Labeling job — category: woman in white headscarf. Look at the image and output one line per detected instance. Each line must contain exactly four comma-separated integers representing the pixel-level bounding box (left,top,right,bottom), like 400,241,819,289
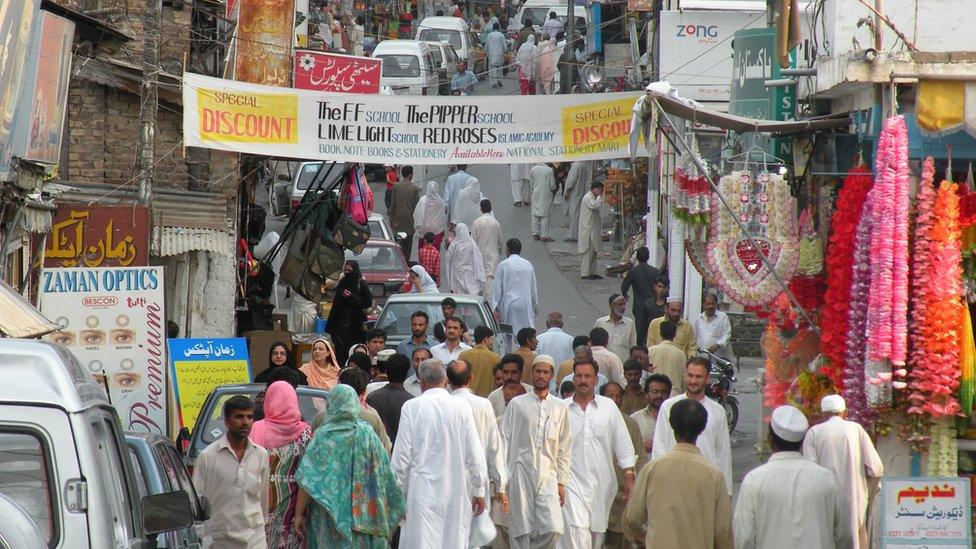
409,264,439,293
451,176,482,229
537,37,558,94
515,35,538,95
413,181,448,249
444,223,486,296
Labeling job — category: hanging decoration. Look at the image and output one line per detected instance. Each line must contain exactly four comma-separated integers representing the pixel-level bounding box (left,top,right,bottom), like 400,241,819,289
907,160,964,420
960,306,975,417
820,165,873,390
705,171,799,307
761,293,821,411
866,116,910,371
671,133,711,226
843,193,875,426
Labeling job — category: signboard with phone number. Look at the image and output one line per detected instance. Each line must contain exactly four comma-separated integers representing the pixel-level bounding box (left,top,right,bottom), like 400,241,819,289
881,477,972,547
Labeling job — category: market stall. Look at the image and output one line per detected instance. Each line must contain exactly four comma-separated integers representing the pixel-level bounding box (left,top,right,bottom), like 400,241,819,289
633,83,976,494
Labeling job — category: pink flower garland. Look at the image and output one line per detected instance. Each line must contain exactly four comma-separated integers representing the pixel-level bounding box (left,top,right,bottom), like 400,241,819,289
844,193,875,425
866,116,910,368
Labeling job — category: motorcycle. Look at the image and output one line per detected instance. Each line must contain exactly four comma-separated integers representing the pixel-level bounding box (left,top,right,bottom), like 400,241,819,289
699,348,740,433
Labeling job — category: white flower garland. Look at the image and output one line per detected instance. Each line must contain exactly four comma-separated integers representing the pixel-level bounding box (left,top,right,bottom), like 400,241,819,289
703,172,799,307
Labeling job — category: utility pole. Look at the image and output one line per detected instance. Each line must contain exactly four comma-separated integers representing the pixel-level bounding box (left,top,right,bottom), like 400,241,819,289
137,0,162,206
565,0,574,93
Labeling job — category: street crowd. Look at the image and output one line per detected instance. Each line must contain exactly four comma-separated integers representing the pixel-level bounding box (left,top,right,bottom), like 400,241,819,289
191,160,886,548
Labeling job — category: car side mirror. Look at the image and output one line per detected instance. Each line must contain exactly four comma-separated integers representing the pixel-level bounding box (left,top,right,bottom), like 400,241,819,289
142,490,194,536
394,231,408,243
498,323,513,334
277,174,291,181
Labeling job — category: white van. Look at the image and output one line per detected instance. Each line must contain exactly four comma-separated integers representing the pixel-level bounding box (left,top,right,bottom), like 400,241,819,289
0,339,196,548
516,0,587,35
423,41,460,96
373,40,440,96
416,16,486,75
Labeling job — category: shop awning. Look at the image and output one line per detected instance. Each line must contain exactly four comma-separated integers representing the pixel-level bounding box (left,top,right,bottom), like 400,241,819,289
0,280,57,338
648,90,851,135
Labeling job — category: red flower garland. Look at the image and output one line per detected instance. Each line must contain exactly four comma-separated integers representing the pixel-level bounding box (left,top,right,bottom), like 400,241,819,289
820,166,873,389
908,159,964,418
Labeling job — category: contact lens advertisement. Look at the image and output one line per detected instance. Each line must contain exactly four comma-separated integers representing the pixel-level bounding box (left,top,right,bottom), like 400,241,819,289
167,337,251,430
39,266,167,434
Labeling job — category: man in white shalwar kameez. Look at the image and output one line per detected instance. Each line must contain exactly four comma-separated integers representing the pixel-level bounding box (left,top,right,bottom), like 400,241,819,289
445,223,487,296
734,405,852,549
802,395,883,549
563,161,592,242
558,359,636,549
472,199,504,296
512,163,532,206
530,163,557,241
486,23,507,88
578,181,604,279
392,358,489,548
501,355,571,549
445,164,472,219
652,357,733,495
449,359,511,544
491,238,539,333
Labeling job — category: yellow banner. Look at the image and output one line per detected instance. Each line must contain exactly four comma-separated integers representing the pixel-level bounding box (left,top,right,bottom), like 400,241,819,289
197,88,298,143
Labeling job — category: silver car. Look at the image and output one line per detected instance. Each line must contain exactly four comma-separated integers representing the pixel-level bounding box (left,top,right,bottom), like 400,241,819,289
374,293,514,355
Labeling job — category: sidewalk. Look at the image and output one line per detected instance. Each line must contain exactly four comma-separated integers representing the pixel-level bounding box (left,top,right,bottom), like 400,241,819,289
542,200,627,317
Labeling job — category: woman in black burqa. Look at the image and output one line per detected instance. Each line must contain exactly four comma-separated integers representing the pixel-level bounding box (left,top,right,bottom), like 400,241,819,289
327,260,373,365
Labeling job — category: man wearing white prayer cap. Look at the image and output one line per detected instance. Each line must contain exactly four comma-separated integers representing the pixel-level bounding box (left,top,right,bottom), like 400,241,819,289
802,396,883,549
733,405,852,548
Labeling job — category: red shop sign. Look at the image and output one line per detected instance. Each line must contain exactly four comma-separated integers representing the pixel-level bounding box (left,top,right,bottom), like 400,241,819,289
293,50,381,94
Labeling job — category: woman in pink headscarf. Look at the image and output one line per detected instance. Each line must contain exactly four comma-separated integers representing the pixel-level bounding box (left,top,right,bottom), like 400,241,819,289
537,37,558,94
251,381,312,548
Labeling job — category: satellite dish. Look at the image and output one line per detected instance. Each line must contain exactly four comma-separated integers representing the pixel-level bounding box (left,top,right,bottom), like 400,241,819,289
579,62,606,93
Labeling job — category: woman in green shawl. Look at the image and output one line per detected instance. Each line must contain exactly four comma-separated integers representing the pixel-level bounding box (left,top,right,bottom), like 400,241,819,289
292,385,405,548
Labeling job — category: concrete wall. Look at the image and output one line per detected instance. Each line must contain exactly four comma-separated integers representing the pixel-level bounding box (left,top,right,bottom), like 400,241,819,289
823,0,976,55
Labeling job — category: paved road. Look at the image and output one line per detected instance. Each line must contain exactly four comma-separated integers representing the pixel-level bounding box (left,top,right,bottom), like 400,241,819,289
263,70,763,497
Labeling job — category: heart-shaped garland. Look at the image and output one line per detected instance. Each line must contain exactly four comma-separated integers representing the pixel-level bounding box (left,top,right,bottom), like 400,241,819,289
703,171,799,307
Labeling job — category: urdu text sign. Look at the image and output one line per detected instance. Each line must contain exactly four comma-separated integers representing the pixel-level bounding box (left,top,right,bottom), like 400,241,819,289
881,477,972,547
168,338,252,429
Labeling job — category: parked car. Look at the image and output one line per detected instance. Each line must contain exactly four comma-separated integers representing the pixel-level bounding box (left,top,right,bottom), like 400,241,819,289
372,40,440,96
423,41,460,96
125,433,208,548
374,293,514,355
416,17,487,77
288,161,348,215
0,339,193,548
183,384,329,469
516,0,565,33
344,238,410,310
368,212,394,241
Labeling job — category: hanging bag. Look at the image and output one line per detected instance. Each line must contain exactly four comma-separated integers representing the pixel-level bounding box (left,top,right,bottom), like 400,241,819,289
332,166,371,254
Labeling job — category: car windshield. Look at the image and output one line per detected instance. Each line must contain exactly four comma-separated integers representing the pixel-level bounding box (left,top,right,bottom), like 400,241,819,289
198,389,327,446
377,301,488,338
418,28,463,49
523,8,550,26
344,245,407,271
296,162,346,190
368,220,385,239
379,54,423,77
429,47,443,66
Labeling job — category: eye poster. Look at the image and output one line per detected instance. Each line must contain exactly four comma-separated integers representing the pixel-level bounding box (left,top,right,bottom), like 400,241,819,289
39,266,167,435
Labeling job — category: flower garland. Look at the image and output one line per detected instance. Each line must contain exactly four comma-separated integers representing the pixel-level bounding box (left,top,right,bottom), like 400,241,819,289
866,116,910,368
705,172,799,307
820,166,873,390
908,172,964,419
843,194,875,426
928,418,958,477
960,306,975,417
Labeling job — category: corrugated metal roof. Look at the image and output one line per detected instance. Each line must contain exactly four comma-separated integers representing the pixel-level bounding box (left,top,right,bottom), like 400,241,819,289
48,182,232,231
0,279,57,338
152,226,235,258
